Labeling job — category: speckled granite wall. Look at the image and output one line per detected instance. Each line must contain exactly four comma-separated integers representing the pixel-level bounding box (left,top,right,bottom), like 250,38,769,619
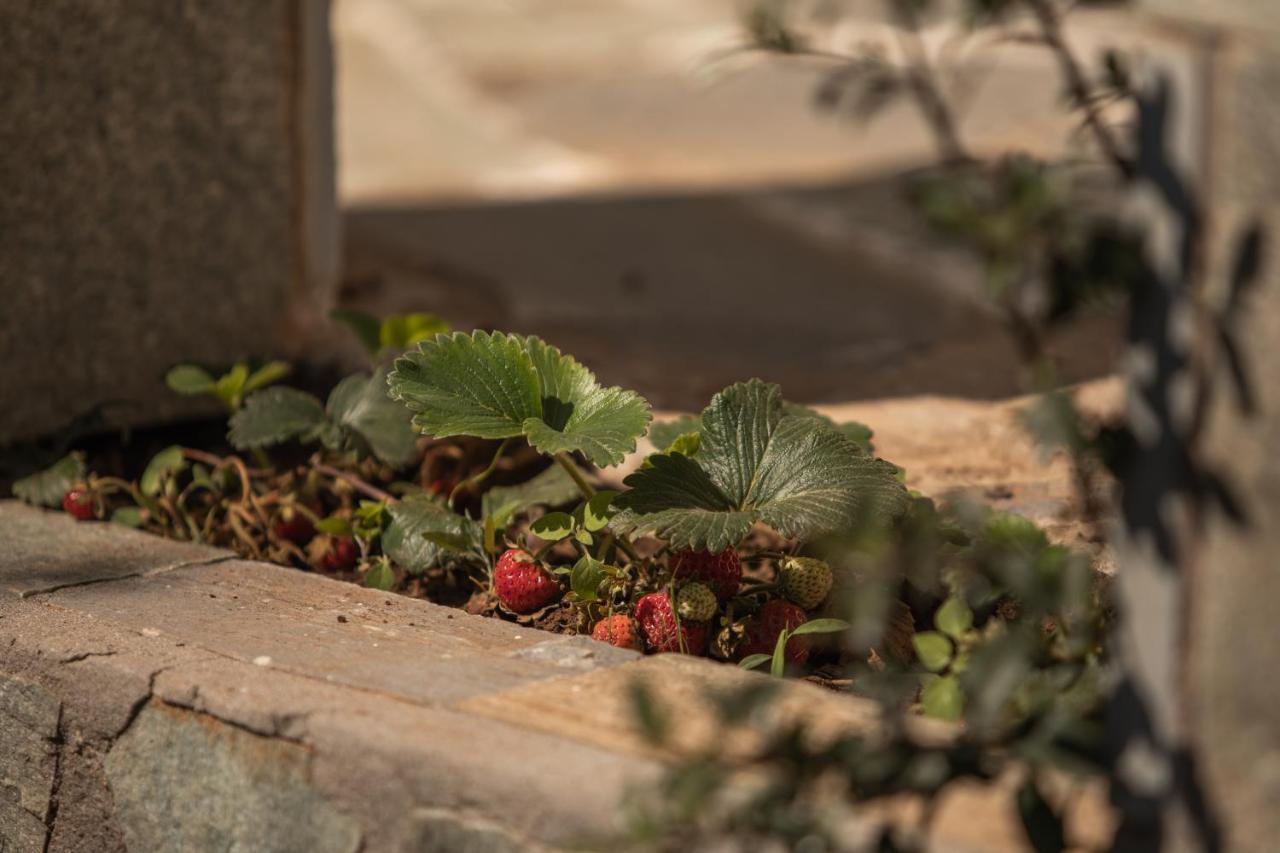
0,0,335,442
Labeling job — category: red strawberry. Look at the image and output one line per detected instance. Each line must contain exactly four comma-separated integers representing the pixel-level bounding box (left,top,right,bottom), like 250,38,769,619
494,549,561,614
591,614,640,650
635,591,709,655
671,548,742,601
272,505,315,545
321,536,360,572
739,600,810,664
62,489,95,521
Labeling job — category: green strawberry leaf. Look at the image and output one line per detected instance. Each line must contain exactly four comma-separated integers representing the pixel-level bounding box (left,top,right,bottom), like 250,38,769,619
388,331,651,467
243,361,291,396
913,631,954,672
935,596,974,639
380,312,450,351
481,464,581,539
365,558,396,591
229,387,327,449
110,506,145,528
613,380,908,551
388,331,542,439
570,555,610,602
316,516,353,537
790,618,851,637
325,367,419,468
738,654,772,671
12,452,86,507
771,630,789,677
648,416,702,451
384,495,481,575
781,402,874,454
921,674,964,721
164,364,217,395
331,309,383,357
140,446,187,497
579,491,618,532
215,362,251,410
530,511,575,542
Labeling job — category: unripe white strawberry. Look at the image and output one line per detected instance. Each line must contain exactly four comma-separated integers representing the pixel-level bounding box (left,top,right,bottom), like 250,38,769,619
779,556,833,610
675,582,718,622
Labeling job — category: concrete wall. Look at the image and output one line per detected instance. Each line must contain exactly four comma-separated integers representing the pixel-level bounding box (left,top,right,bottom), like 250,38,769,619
1135,2,1280,849
0,1,337,443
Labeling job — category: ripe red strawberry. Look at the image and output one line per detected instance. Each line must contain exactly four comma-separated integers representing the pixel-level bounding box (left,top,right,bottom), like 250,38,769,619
272,505,315,545
494,549,561,614
62,489,95,521
739,600,811,664
671,548,742,601
320,536,360,572
635,591,710,655
591,614,640,650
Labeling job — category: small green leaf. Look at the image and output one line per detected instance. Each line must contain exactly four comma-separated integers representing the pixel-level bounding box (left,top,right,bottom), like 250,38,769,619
189,464,215,490
790,618,851,637
384,494,479,574
570,555,609,602
770,630,789,678
331,309,383,357
574,528,594,546
580,491,618,532
665,431,701,457
913,631,954,672
12,453,86,507
921,674,964,721
936,596,974,639
365,558,395,591
316,516,354,537
649,416,702,451
530,511,575,542
215,362,250,410
243,361,291,396
140,446,187,497
228,388,327,449
380,312,450,351
110,506,145,528
326,367,419,467
738,654,772,671
164,364,216,395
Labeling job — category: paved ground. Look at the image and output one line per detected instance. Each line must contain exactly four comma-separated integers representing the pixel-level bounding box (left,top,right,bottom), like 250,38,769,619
330,1,1139,408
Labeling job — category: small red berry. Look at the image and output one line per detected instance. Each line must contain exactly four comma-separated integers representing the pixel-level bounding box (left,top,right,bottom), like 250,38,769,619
591,614,640,650
672,548,742,601
321,536,360,572
635,591,710,655
272,505,315,545
739,600,811,664
493,549,562,614
62,489,95,521
428,476,457,498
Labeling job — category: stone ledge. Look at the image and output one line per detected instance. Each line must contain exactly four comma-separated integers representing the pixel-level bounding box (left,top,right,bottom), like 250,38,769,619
0,500,1106,851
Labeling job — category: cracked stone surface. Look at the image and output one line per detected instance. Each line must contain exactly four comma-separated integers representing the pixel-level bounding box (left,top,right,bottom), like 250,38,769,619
106,702,361,853
0,502,231,597
0,673,59,853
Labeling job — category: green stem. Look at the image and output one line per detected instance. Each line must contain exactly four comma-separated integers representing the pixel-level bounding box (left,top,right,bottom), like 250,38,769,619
450,438,512,509
554,452,643,565
554,452,596,498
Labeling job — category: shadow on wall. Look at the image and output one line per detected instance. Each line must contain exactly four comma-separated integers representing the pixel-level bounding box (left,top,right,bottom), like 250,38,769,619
339,171,1122,411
